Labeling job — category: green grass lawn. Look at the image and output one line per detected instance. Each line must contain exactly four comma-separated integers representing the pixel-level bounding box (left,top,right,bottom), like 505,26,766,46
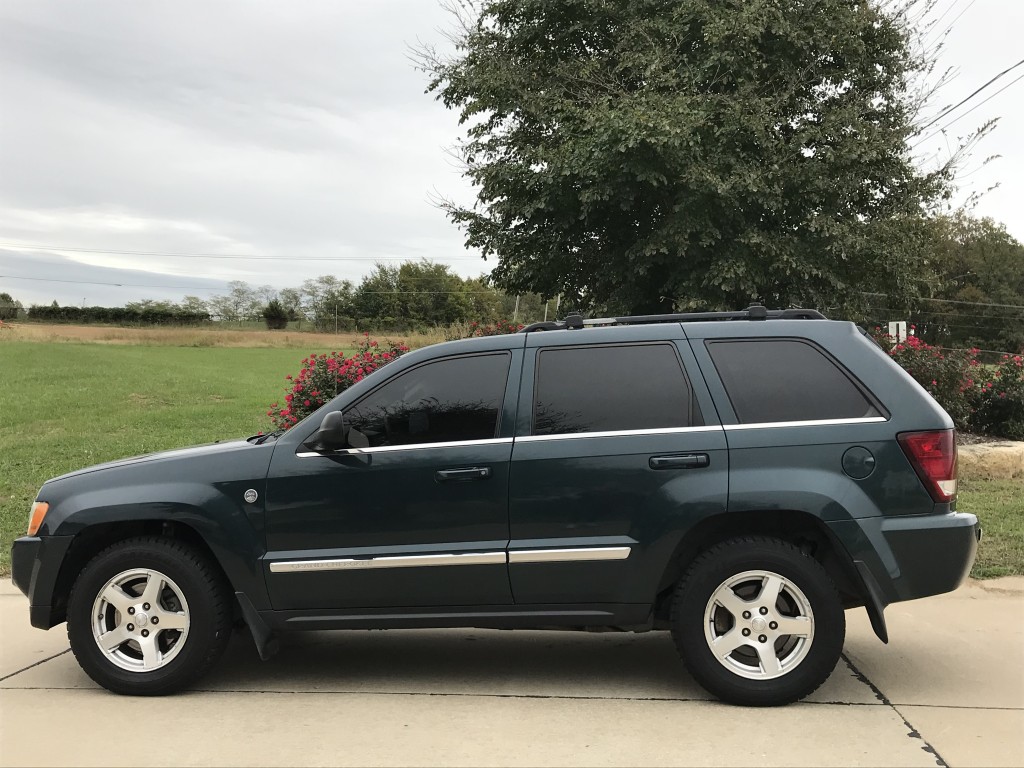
0,341,340,572
960,478,1024,578
0,340,1020,580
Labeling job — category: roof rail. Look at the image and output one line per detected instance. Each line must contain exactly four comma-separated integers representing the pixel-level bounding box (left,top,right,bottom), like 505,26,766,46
519,305,826,333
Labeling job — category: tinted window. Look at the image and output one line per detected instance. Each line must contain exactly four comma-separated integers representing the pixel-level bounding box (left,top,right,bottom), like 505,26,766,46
533,344,692,435
707,339,880,424
344,353,510,447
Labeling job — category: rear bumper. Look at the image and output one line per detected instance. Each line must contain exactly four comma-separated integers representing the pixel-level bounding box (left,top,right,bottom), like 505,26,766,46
11,535,75,629
829,512,979,606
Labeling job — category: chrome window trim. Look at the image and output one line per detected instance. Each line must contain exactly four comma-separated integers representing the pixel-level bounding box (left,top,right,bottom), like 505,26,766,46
517,426,722,443
296,436,514,458
296,418,885,456
722,416,888,431
269,551,506,573
508,547,632,564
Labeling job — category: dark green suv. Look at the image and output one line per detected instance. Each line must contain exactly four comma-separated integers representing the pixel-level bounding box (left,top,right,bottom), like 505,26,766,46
11,306,979,705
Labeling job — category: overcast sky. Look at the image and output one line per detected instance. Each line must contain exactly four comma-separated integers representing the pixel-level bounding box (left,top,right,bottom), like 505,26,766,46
0,0,1021,308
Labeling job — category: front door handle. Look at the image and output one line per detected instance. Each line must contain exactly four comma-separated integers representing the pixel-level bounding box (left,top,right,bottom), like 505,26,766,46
435,466,492,482
649,454,710,470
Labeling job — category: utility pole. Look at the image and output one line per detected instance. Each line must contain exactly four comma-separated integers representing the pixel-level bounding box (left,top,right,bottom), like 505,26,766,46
513,295,520,322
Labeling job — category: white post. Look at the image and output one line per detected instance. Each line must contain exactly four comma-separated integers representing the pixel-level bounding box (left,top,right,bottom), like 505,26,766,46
887,321,907,344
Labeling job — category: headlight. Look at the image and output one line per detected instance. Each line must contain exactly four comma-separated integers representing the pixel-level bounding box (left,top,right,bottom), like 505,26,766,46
27,501,49,536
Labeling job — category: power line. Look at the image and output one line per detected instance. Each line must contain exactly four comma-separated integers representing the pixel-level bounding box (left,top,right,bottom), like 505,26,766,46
916,57,1024,132
915,70,1024,145
859,292,1024,311
1,275,222,290
0,242,481,262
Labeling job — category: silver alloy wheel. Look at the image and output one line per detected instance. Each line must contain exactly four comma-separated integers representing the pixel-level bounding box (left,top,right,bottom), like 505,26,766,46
91,568,190,673
702,569,815,680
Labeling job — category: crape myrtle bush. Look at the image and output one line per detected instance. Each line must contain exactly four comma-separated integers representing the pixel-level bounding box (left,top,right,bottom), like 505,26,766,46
973,354,1024,440
27,304,210,326
268,334,409,429
270,320,525,429
872,328,1024,440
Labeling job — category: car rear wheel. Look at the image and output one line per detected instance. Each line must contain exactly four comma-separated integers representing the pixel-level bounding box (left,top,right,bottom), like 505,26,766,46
67,536,232,695
671,536,845,706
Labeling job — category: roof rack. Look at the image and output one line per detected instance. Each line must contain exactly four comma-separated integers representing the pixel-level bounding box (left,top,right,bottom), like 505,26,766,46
519,304,826,333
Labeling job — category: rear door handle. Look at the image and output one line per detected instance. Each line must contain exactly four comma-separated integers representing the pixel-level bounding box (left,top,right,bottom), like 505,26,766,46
435,466,492,482
649,454,710,470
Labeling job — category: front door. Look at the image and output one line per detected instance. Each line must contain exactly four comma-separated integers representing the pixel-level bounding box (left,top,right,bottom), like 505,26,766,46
264,351,519,610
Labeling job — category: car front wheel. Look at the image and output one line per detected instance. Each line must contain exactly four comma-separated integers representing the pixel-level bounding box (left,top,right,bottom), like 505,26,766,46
671,536,845,706
67,536,232,695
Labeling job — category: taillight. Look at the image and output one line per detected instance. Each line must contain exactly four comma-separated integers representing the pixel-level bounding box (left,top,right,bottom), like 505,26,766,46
898,430,957,503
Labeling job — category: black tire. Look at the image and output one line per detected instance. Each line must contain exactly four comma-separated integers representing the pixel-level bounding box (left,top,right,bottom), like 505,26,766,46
670,536,845,706
67,536,232,695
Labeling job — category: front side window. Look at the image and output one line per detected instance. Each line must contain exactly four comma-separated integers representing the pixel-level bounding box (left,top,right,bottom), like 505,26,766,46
706,339,881,424
533,344,692,435
344,353,510,447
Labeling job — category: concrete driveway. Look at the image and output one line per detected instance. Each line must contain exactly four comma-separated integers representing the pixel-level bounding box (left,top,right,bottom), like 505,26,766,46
1,578,1021,767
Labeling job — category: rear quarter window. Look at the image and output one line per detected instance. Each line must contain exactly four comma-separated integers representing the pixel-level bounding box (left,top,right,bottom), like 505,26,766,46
706,338,881,424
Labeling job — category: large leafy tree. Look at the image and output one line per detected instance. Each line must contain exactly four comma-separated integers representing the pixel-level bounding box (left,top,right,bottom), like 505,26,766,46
423,0,953,313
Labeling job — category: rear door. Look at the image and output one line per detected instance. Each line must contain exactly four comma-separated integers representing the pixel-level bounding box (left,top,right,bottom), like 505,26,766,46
507,327,729,607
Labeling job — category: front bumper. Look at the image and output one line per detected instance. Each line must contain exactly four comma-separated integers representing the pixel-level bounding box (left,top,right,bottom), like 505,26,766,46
829,512,980,606
11,535,75,629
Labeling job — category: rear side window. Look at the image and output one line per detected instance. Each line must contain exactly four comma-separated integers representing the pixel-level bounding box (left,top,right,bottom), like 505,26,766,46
533,343,692,435
706,339,881,424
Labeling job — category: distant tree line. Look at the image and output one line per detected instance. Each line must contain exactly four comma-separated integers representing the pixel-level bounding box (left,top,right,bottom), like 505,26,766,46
0,292,24,320
6,260,564,332
25,300,210,326
176,260,563,331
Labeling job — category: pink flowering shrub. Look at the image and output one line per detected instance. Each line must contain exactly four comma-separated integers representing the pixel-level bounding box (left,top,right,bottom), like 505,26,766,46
871,328,1024,439
972,354,1024,440
872,329,975,428
467,319,525,336
268,334,408,429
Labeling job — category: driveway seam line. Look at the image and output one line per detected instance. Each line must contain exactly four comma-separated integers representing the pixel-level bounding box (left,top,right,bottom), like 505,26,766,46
0,648,71,683
842,653,948,768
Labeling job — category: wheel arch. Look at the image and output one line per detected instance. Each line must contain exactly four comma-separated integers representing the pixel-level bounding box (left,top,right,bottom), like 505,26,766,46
652,509,885,639
47,513,262,628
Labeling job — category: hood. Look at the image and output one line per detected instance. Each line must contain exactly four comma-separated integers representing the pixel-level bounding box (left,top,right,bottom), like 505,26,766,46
46,439,254,483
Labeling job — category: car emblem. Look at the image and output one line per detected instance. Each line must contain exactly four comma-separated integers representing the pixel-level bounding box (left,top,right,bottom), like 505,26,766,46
244,489,258,504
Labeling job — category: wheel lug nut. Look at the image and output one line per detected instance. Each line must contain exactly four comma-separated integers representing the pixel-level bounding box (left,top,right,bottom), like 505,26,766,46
141,629,149,637
143,603,151,610
127,624,134,631
759,607,768,615
742,628,751,636
151,617,159,625
758,634,767,643
127,607,135,615
769,621,778,630
742,611,751,619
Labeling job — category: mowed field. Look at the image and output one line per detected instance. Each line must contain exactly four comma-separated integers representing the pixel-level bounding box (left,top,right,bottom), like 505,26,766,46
0,336,349,572
0,326,1019,579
